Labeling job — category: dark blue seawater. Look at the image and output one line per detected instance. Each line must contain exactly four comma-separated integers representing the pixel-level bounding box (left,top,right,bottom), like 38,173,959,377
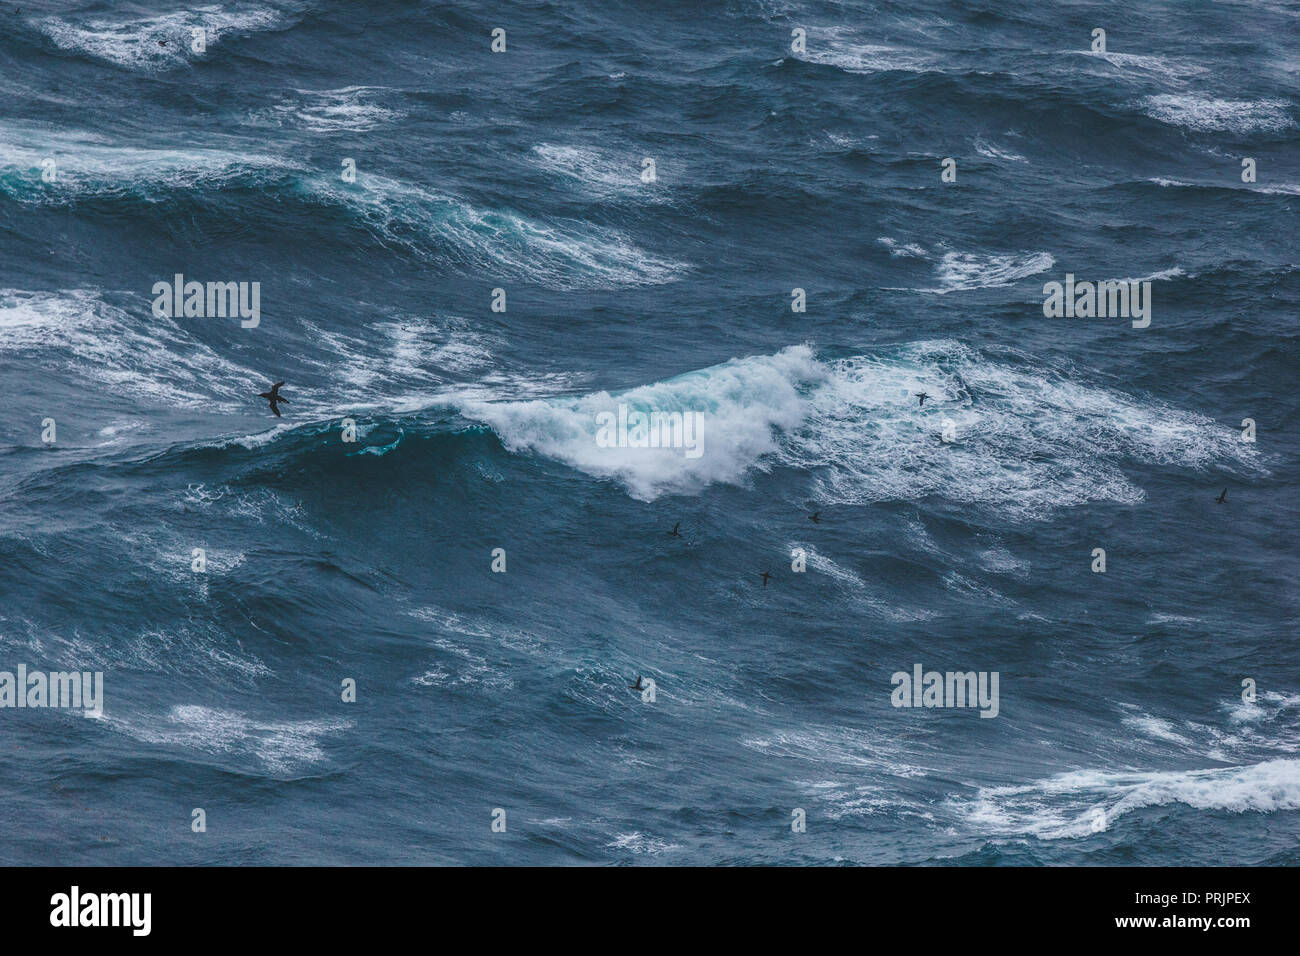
0,0,1297,866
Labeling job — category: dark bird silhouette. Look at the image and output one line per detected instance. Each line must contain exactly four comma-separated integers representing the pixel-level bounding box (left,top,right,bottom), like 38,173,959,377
157,39,167,46
258,381,288,417
809,511,820,524
760,571,772,587
916,391,929,406
630,676,645,691
1216,488,1227,504
668,522,681,537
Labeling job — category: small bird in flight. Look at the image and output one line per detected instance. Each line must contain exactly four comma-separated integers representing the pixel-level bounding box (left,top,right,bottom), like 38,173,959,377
916,391,929,406
760,571,772,587
630,675,645,691
668,522,681,537
1215,488,1227,504
258,381,289,417
809,511,820,524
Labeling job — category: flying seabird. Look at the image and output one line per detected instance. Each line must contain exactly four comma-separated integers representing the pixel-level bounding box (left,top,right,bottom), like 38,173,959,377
258,381,289,417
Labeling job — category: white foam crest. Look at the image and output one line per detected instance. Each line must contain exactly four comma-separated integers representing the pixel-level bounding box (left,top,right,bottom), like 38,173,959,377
800,544,866,589
454,340,1262,515
106,705,351,775
950,759,1300,839
1251,183,1300,195
800,780,935,821
413,636,514,690
93,419,149,447
1110,266,1186,283
532,144,663,200
943,570,1014,606
458,345,825,500
973,137,1026,162
116,525,248,586
1137,94,1295,133
377,316,496,376
825,131,875,150
309,171,687,289
382,367,586,416
790,542,937,620
407,605,545,658
3,618,270,684
1224,691,1300,726
247,87,404,132
797,28,936,74
1122,714,1195,747
743,724,900,769
37,2,302,72
216,424,296,449
0,123,294,203
296,315,496,402
978,546,1029,577
0,288,263,410
185,486,322,538
0,128,685,289
877,236,929,258
1112,698,1299,762
1066,50,1209,82
789,340,1260,518
607,833,682,855
930,251,1055,293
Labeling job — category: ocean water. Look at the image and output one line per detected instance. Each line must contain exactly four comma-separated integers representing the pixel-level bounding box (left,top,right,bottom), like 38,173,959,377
0,0,1297,866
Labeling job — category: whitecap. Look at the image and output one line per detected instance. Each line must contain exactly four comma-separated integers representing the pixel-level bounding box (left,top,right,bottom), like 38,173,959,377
247,87,404,133
106,705,351,776
949,758,1300,839
877,236,929,258
453,340,1263,518
973,137,1026,163
309,171,688,289
531,143,664,200
0,288,265,411
930,251,1055,293
1137,94,1295,134
37,2,303,72
795,28,936,74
